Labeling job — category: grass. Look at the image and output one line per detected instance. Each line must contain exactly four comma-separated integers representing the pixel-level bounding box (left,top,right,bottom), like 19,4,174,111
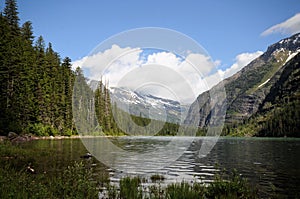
106,170,258,199
0,161,99,199
246,52,287,95
0,141,98,199
119,176,143,199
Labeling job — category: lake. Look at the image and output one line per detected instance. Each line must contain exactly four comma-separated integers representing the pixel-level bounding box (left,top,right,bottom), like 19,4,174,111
21,137,300,198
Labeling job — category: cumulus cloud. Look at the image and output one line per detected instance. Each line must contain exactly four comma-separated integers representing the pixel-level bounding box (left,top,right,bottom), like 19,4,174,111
72,44,262,103
261,13,300,36
72,45,221,103
71,45,142,80
142,51,219,101
218,51,263,80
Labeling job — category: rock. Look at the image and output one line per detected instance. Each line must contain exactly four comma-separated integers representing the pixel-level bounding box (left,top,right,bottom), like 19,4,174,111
80,152,93,159
0,136,7,142
8,132,18,139
10,134,36,143
27,166,35,174
11,136,27,143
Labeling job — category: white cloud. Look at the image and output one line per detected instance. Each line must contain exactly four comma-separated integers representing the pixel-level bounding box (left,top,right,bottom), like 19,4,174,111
71,45,142,80
145,51,181,68
141,51,219,102
261,13,300,36
72,45,263,103
218,51,263,80
72,45,221,103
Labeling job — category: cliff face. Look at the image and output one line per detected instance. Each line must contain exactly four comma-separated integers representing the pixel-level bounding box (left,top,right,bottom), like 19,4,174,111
184,33,300,129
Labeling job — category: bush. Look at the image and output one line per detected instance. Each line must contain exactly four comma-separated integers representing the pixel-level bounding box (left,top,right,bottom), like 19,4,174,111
62,129,73,137
26,123,59,136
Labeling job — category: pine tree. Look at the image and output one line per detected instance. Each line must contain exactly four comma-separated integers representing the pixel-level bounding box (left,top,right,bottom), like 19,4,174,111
45,42,60,130
0,13,11,134
21,21,34,45
61,57,74,132
34,36,47,124
18,21,36,129
3,0,19,33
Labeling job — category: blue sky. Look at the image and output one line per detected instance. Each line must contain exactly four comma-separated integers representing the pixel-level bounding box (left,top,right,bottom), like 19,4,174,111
1,0,300,103
1,0,299,68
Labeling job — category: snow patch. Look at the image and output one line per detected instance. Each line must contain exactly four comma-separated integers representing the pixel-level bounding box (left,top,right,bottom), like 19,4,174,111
258,79,270,88
284,50,300,65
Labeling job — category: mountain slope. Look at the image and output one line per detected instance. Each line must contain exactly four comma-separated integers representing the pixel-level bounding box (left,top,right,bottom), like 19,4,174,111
184,33,300,137
251,52,300,136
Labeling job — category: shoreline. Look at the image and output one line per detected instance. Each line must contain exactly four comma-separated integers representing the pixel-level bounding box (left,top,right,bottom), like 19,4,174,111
1,134,299,143
0,134,116,143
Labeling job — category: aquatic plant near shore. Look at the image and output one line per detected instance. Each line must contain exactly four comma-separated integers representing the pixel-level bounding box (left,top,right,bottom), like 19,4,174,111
106,172,258,199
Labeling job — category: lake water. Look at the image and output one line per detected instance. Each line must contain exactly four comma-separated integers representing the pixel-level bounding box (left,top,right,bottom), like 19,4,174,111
22,137,300,198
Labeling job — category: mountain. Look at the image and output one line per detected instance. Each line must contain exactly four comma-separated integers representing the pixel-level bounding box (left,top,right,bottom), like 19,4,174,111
86,79,189,124
110,87,189,124
184,33,300,137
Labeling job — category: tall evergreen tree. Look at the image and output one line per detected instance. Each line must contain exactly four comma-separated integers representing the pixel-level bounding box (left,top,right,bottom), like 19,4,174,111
21,21,34,45
61,57,74,132
3,0,19,33
0,13,11,134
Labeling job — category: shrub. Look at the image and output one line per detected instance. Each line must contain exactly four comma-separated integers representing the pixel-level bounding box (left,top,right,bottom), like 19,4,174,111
26,123,59,136
62,129,73,137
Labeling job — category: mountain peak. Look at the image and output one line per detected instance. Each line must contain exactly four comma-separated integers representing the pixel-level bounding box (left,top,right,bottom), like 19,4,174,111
264,33,300,58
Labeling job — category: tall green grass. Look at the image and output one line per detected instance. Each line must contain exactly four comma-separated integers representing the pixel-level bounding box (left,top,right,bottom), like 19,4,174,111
0,142,98,199
107,172,258,199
